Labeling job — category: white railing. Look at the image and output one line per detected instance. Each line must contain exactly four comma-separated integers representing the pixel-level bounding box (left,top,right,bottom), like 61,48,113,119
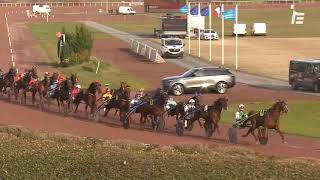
0,1,144,7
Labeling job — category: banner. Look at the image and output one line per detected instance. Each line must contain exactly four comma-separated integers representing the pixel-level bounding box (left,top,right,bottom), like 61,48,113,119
213,6,221,17
190,5,199,15
223,8,235,20
179,4,188,14
200,6,209,16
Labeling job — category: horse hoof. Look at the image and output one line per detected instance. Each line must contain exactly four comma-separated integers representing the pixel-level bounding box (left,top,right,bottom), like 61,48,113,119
255,141,259,145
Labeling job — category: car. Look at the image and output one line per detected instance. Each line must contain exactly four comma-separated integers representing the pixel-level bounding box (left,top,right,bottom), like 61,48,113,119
32,4,51,14
200,29,219,40
233,24,246,36
251,23,267,36
162,67,236,96
160,38,184,58
118,6,136,15
289,59,320,93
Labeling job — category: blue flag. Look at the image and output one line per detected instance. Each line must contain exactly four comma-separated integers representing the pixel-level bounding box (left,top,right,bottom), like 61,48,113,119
179,4,188,14
200,6,209,16
223,8,236,20
190,5,199,15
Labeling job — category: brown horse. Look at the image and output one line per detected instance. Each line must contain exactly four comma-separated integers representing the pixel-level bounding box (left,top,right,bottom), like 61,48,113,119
242,100,289,144
14,67,38,105
134,90,169,130
74,81,102,116
32,73,50,111
185,97,228,137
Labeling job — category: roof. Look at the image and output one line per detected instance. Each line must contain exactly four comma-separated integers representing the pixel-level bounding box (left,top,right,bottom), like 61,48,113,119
291,59,320,63
161,38,182,40
193,67,229,70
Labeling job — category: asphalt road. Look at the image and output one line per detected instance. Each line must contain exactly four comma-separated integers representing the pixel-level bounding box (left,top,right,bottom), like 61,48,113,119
82,21,319,96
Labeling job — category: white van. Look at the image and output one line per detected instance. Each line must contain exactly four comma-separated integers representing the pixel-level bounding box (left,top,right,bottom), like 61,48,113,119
118,6,136,15
32,4,51,14
252,23,267,36
233,24,246,36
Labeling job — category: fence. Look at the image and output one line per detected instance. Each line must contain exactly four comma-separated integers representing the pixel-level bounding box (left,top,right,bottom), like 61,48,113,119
0,1,144,7
129,39,165,64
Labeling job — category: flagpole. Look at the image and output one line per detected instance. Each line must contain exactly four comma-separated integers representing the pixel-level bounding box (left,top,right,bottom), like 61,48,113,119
209,3,212,61
235,4,238,70
188,2,191,55
221,4,225,66
198,2,201,58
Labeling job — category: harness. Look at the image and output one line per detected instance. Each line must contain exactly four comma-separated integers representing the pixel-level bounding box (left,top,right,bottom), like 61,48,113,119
181,105,204,120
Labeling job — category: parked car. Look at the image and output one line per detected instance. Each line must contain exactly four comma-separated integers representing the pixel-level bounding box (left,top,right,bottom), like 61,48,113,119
289,59,320,93
118,6,136,15
233,24,246,36
251,23,267,36
160,38,184,58
199,29,219,40
162,67,235,96
32,4,51,14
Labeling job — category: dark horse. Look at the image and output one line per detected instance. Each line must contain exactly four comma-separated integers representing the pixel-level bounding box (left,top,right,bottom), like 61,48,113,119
176,97,228,137
102,85,131,120
242,100,288,144
74,81,102,116
52,76,76,114
14,67,38,105
0,67,17,101
134,90,169,130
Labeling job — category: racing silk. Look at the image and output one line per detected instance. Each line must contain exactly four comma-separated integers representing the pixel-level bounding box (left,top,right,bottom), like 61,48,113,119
102,92,112,100
235,111,248,122
165,99,177,110
184,103,196,119
28,79,37,86
71,88,81,99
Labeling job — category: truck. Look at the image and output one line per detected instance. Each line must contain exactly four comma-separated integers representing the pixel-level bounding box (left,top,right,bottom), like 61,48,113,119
118,6,136,15
154,14,187,39
32,4,51,14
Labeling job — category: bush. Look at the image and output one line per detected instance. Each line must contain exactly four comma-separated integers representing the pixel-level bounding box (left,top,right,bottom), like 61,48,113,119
57,25,93,65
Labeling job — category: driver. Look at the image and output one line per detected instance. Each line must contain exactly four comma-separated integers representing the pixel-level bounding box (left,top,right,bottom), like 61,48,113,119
184,98,196,128
235,104,248,128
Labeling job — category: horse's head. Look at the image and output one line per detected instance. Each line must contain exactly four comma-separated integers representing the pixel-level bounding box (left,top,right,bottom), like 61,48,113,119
275,100,288,114
30,66,38,79
213,97,228,110
64,78,73,91
70,73,78,86
89,81,102,94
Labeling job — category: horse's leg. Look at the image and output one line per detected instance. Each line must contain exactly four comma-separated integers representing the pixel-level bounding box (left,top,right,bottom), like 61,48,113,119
57,98,61,113
275,126,285,143
198,119,203,128
139,113,144,129
85,104,88,114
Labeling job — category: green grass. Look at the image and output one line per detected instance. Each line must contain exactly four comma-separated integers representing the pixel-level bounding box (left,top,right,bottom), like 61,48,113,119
221,100,320,138
27,22,148,90
100,8,320,38
100,16,159,34
28,21,110,63
0,127,319,179
58,59,149,90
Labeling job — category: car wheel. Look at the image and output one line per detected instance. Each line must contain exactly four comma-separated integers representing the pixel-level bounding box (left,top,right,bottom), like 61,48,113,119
216,82,228,94
291,81,298,90
313,83,319,93
171,84,184,96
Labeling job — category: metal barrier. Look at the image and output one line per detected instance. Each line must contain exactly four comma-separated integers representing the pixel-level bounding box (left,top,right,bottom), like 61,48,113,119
130,39,165,64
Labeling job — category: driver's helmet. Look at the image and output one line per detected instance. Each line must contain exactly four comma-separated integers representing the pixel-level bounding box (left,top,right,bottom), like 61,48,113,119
189,99,195,104
75,84,81,89
239,104,245,110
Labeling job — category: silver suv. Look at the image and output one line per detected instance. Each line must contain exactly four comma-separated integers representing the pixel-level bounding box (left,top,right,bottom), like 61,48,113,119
162,67,235,96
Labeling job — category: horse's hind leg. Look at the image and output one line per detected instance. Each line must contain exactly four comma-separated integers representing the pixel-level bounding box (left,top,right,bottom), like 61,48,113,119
275,126,285,143
197,119,203,128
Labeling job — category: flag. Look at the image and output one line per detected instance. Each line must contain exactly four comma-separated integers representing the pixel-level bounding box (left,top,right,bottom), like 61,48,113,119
200,6,209,16
190,5,199,15
213,6,221,17
223,8,235,20
179,4,188,14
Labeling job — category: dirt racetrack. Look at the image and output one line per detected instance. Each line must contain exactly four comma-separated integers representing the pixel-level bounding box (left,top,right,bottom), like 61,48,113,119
0,6,320,160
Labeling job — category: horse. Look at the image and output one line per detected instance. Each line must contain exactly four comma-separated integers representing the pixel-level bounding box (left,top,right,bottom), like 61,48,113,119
134,90,169,130
74,81,102,116
178,97,228,137
52,77,74,114
14,67,38,105
242,100,288,144
32,74,50,111
102,85,131,120
1,67,17,101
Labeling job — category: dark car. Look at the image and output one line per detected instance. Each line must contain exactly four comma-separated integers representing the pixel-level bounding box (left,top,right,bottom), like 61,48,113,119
289,59,320,93
162,67,235,96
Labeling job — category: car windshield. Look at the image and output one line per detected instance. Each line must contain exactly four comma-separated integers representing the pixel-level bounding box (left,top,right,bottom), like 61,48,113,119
165,40,182,46
204,30,215,33
181,69,196,77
